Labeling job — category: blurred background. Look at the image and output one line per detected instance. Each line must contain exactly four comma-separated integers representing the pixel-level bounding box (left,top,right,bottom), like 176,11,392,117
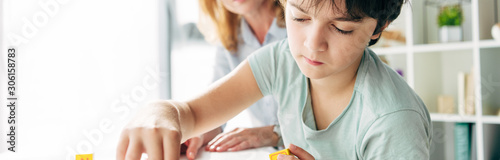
1,0,499,160
0,0,215,159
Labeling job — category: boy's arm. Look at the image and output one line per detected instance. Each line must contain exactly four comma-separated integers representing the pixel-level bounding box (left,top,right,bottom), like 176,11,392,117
359,110,431,159
187,59,264,137
116,60,263,160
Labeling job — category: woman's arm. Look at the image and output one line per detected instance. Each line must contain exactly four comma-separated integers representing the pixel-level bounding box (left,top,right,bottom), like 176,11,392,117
116,60,263,160
205,125,280,152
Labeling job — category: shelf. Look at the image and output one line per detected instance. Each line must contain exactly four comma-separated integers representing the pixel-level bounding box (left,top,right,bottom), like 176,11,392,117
373,40,500,55
482,115,500,124
431,114,500,124
478,39,500,49
425,0,471,8
371,42,474,54
370,46,407,55
414,41,474,53
430,113,477,123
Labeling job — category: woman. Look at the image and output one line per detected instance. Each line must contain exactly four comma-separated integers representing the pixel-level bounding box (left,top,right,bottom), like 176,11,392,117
182,0,287,159
117,0,432,159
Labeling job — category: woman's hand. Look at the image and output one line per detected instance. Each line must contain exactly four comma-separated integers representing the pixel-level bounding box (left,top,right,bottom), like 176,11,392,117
205,125,279,152
116,100,194,160
277,144,315,160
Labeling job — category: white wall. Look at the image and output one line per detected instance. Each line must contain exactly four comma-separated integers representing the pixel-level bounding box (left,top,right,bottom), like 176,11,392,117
0,0,163,159
414,52,443,112
480,48,500,115
0,0,6,154
169,0,216,102
478,0,495,40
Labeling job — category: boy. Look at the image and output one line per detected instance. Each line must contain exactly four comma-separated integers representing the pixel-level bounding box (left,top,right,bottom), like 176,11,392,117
116,0,432,159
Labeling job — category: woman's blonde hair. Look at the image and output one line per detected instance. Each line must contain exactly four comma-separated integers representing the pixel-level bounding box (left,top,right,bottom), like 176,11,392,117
198,0,285,53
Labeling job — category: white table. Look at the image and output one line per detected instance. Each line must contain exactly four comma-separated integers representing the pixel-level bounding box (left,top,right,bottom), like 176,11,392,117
178,147,277,160
0,147,277,160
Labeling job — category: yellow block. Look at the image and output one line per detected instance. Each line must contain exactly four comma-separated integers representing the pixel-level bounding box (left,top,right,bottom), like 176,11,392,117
269,148,292,160
75,154,93,160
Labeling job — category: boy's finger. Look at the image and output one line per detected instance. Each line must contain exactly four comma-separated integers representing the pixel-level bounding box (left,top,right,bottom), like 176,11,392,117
143,135,164,160
124,139,144,160
288,144,315,160
186,137,202,159
277,154,298,160
116,132,130,160
162,131,181,160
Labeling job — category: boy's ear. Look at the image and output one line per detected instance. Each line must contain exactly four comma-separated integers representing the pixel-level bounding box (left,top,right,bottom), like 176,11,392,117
371,21,390,40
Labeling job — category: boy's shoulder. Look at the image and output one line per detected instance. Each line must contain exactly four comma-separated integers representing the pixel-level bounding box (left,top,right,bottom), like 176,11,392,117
356,48,428,118
354,49,432,159
250,38,294,68
251,39,288,57
265,38,289,54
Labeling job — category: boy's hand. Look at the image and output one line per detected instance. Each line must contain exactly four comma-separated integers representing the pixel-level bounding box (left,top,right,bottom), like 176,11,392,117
116,101,187,160
183,136,204,160
277,144,315,160
182,127,222,159
206,126,278,152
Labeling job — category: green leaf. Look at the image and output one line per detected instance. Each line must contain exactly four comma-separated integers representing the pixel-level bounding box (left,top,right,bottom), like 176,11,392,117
437,4,463,27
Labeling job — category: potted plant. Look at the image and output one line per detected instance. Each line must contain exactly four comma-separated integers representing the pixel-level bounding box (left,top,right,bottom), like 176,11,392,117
438,4,463,42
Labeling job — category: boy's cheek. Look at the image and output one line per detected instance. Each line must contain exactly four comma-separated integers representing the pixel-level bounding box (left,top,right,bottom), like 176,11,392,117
287,35,305,54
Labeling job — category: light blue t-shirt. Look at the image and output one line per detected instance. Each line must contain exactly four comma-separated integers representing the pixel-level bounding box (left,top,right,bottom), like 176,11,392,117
213,18,287,131
249,39,432,159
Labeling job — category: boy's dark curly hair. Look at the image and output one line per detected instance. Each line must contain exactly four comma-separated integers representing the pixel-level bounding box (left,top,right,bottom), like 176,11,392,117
278,0,406,46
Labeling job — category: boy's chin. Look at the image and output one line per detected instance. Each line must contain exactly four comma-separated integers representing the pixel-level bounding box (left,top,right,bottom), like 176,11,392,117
301,70,328,80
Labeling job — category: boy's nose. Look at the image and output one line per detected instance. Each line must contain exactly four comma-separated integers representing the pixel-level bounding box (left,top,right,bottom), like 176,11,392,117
304,26,328,52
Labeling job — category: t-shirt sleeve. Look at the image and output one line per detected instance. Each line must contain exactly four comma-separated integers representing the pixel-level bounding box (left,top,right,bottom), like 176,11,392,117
360,110,431,160
248,41,281,96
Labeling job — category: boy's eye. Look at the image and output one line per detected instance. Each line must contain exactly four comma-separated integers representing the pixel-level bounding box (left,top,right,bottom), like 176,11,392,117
291,17,353,35
292,18,308,22
332,25,353,35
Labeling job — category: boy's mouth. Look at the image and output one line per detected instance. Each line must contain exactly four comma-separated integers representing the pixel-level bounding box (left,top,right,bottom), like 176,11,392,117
304,57,324,66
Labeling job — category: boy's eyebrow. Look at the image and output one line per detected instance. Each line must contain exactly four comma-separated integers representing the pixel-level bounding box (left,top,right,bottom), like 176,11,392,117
289,1,309,14
288,1,362,23
334,17,362,23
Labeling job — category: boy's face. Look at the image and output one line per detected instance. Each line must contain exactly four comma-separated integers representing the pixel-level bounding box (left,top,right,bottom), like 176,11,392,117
286,0,380,80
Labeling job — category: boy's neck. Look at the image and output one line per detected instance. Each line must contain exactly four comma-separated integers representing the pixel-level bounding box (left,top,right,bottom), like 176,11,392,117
309,55,362,98
308,57,360,130
242,1,275,44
